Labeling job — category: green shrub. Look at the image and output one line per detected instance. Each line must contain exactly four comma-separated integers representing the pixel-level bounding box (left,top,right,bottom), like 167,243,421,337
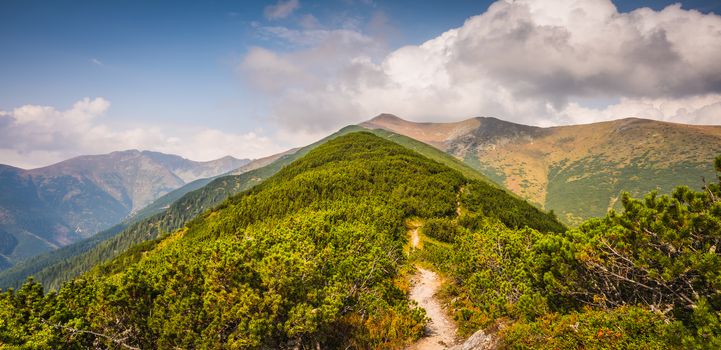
500,307,680,349
436,156,721,347
421,217,460,243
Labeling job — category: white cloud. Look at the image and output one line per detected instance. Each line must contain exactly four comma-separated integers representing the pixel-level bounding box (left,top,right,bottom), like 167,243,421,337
264,0,300,20
240,47,311,92
6,1,719,169
560,94,721,125
0,98,285,169
241,0,721,132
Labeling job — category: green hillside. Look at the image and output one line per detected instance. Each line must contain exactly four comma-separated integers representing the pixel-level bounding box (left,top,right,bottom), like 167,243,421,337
4,132,721,348
0,126,502,291
364,128,495,184
0,153,289,291
0,132,562,348
0,131,341,291
410,156,721,348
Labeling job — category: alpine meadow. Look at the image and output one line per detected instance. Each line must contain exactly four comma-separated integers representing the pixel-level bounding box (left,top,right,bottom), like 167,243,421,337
2,0,721,349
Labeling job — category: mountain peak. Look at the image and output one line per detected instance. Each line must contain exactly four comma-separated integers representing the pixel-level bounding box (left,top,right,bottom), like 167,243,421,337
366,113,406,124
109,149,143,158
213,155,241,163
361,114,483,148
475,115,519,123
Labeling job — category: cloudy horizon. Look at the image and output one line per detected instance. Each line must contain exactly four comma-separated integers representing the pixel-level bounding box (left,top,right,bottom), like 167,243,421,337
2,0,721,168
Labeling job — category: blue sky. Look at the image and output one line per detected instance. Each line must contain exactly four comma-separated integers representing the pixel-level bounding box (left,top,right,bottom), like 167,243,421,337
1,0,494,130
1,0,721,167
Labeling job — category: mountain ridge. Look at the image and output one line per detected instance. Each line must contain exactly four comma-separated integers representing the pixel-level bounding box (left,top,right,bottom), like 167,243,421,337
0,126,509,291
362,114,721,224
0,131,563,348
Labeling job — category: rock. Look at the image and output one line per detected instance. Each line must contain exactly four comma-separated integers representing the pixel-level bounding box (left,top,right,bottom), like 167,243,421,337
448,329,497,350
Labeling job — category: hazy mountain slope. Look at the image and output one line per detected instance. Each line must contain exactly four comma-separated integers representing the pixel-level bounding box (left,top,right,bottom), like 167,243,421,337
0,132,562,348
362,114,721,224
140,151,249,183
227,147,298,175
0,165,64,262
130,149,296,221
0,150,248,268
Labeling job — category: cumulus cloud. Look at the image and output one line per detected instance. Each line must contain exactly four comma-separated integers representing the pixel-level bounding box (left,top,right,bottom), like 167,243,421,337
241,0,721,132
447,1,721,102
0,98,284,169
560,94,721,126
264,0,300,20
239,23,389,133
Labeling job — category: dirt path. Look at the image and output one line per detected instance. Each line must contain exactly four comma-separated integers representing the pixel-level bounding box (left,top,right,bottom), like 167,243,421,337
408,267,457,349
407,225,457,350
411,227,420,249
455,185,466,217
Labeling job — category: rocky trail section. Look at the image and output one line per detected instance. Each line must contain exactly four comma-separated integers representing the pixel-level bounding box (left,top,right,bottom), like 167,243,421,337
407,266,458,350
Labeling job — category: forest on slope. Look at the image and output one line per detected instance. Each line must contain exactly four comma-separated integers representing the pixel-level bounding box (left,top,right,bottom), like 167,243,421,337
0,126,498,292
2,132,721,349
0,146,297,291
0,132,561,349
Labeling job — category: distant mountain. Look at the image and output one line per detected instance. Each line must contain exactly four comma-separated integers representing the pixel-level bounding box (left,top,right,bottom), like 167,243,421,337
140,151,248,183
362,114,721,224
0,150,248,267
128,150,296,222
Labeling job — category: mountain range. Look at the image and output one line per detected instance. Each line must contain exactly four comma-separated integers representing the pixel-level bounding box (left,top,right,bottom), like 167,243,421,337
4,114,721,272
1,120,721,348
0,150,248,268
4,114,720,273
362,114,721,224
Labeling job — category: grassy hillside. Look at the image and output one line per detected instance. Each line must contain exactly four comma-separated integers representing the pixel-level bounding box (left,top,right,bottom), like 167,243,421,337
363,115,721,225
365,128,497,184
0,132,562,349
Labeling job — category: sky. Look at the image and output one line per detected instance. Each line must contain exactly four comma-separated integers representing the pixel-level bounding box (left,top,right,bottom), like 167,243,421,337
1,0,721,168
